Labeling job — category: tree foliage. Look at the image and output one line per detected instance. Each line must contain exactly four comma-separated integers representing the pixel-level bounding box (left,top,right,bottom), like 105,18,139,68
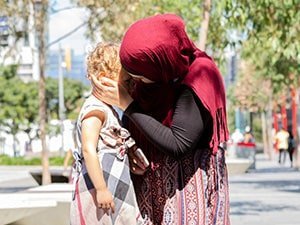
0,65,38,155
223,0,299,116
74,0,148,42
2,0,299,131
0,65,87,153
46,77,88,120
228,60,272,112
75,0,232,60
0,0,32,61
68,0,300,113
0,66,38,130
224,0,300,92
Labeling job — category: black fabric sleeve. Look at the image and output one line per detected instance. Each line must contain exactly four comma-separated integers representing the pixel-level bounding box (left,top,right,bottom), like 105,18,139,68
123,88,209,158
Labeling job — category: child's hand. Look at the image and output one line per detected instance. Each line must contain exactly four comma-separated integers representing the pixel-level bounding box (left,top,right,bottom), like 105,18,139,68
96,188,115,214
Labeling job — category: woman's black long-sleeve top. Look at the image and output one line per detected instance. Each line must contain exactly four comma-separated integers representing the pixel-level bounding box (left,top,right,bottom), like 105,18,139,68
123,88,212,158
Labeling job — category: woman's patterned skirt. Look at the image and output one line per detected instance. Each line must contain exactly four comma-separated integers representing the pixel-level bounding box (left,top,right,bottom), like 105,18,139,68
131,147,230,225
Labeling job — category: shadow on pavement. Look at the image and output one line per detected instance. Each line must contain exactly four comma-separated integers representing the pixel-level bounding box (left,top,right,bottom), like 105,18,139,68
230,200,300,215
0,187,34,193
230,179,300,193
249,166,298,174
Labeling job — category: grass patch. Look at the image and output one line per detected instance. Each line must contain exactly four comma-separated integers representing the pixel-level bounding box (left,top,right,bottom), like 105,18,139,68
0,154,65,166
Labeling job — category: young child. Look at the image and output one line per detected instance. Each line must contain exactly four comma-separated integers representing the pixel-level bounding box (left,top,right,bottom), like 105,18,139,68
70,43,147,225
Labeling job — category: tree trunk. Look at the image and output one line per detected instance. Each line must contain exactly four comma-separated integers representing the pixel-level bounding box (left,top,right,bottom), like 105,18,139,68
25,132,33,153
261,110,274,160
11,123,18,157
198,0,212,51
12,133,17,157
266,102,274,160
261,111,269,157
34,0,51,185
295,88,300,169
39,46,51,184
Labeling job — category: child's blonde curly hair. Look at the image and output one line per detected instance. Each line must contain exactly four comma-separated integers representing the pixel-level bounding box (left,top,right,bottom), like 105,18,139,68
86,42,120,81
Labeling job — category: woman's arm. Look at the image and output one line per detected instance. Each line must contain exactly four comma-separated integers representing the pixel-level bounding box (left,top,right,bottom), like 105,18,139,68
124,88,210,157
91,75,133,111
90,74,210,157
81,110,115,212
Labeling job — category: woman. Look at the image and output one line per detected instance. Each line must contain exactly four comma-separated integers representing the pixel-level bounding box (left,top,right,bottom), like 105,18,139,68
288,131,295,168
92,14,230,225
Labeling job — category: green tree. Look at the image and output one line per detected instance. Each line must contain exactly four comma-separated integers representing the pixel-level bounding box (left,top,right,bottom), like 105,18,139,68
223,0,299,158
20,80,39,152
45,77,88,120
229,60,272,112
76,0,231,61
0,65,38,156
224,0,300,91
33,0,51,185
1,0,86,184
74,0,148,42
0,65,87,157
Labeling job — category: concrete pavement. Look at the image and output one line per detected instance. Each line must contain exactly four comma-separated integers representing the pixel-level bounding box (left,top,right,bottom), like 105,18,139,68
229,154,300,225
0,154,299,225
0,166,39,193
0,166,72,225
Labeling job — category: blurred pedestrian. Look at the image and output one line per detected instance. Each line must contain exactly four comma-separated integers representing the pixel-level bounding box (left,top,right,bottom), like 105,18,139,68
63,122,78,172
243,125,255,143
275,126,289,165
288,131,296,168
91,14,230,225
231,128,244,143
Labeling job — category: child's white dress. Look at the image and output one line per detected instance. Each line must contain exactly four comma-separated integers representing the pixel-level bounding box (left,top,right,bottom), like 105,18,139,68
70,95,142,225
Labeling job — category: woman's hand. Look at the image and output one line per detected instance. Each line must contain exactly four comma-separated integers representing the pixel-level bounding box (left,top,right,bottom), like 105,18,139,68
128,146,149,175
91,74,133,110
96,188,115,214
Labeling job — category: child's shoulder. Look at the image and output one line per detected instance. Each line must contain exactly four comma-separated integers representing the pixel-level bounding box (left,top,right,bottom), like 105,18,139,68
78,95,110,119
82,95,107,109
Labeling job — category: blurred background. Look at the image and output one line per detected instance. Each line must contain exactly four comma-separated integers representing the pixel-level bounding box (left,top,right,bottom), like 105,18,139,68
0,0,299,225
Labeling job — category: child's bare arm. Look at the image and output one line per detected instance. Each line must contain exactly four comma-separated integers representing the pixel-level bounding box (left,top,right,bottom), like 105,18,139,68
81,110,115,213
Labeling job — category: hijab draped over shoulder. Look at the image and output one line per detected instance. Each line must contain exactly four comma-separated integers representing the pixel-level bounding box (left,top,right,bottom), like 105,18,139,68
120,13,229,154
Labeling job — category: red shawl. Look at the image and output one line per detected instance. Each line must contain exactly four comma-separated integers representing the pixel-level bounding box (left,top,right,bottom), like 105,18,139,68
120,14,228,154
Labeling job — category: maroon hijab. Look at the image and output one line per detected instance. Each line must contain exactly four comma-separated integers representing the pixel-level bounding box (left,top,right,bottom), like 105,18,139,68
120,14,228,154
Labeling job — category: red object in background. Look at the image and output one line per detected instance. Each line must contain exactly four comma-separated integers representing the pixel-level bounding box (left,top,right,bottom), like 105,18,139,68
273,112,279,132
291,87,297,138
237,142,256,148
273,111,279,152
281,95,288,130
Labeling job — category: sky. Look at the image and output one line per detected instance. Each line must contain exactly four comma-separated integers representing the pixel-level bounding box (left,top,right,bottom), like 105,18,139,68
48,0,90,55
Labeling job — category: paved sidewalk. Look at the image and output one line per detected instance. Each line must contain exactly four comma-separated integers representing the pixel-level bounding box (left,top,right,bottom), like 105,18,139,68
0,165,69,193
229,154,300,225
0,166,40,193
0,166,72,225
1,155,299,225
